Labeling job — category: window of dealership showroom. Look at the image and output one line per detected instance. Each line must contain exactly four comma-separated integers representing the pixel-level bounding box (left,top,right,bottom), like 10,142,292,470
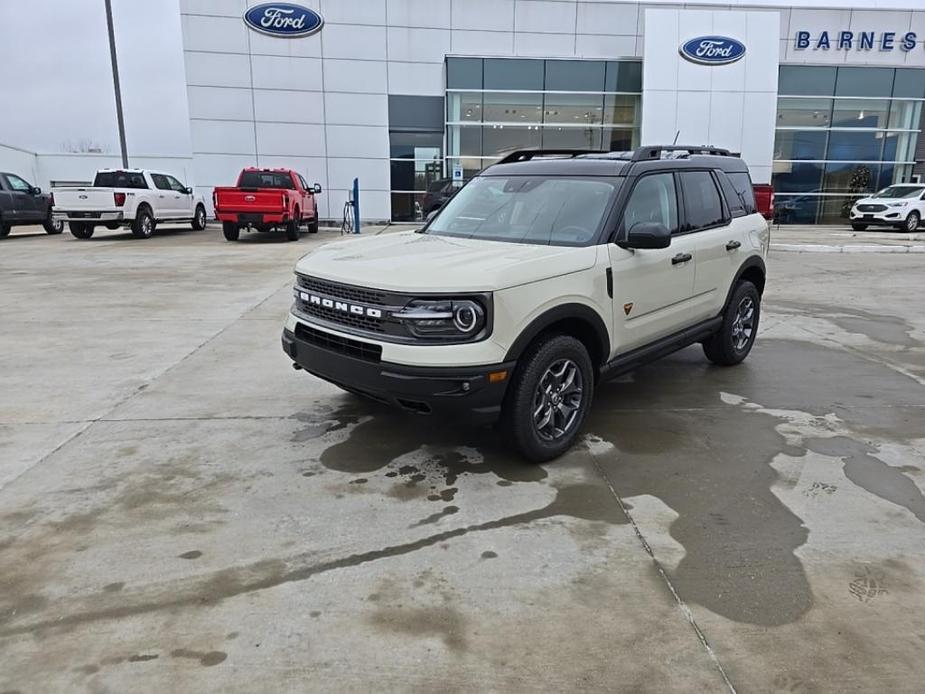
389,58,642,222
773,66,925,225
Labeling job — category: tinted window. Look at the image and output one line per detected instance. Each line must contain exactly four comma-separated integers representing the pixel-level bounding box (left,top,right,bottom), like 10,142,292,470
446,58,482,89
778,66,836,96
679,171,725,231
545,60,605,92
93,170,148,189
426,175,619,246
166,175,187,192
5,174,31,192
483,59,544,90
716,172,746,217
622,173,678,234
835,67,893,97
605,61,642,92
238,171,294,189
728,173,757,214
893,69,925,99
151,174,171,191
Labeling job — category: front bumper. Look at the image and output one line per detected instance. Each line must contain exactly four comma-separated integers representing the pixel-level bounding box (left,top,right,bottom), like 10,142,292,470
282,327,515,423
53,211,124,223
849,207,905,225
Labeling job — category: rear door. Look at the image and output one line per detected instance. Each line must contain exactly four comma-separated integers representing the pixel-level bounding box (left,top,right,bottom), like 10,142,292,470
607,171,699,353
684,170,742,320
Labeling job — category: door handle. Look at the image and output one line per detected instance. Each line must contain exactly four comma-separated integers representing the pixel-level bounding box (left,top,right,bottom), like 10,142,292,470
671,253,692,265
725,240,741,251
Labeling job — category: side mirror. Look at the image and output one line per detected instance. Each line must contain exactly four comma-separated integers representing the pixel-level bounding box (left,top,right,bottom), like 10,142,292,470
425,208,440,223
313,183,322,194
31,186,42,195
183,186,193,195
620,222,671,249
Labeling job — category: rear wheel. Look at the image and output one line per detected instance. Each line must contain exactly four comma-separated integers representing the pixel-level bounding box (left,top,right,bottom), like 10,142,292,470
502,334,593,462
69,222,94,239
131,207,155,239
192,204,207,231
43,213,64,235
851,223,868,231
703,281,760,366
285,211,300,241
904,211,920,232
222,222,240,241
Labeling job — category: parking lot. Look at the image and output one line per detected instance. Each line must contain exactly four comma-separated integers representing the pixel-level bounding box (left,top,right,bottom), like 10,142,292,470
2,223,925,692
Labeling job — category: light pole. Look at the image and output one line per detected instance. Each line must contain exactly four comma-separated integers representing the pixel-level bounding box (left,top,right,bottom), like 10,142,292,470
104,0,128,167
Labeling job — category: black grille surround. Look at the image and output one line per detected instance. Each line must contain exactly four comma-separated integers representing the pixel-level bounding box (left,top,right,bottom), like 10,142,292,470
857,204,887,212
292,274,493,345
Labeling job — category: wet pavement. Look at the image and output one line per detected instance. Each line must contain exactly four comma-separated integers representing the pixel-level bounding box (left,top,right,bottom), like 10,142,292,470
1,224,924,692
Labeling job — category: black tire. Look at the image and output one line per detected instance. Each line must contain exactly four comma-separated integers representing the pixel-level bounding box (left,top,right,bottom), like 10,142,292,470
222,222,239,241
131,206,155,239
904,211,920,233
192,204,207,231
43,213,64,234
308,206,319,233
703,281,760,366
502,334,594,463
285,212,300,241
105,221,121,230
69,221,94,239
1,219,11,238
851,223,868,231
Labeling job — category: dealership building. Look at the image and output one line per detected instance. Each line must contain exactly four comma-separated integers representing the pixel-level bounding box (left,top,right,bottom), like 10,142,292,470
2,0,925,225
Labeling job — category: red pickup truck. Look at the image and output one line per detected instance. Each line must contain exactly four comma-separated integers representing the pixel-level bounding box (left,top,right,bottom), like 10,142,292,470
213,168,321,242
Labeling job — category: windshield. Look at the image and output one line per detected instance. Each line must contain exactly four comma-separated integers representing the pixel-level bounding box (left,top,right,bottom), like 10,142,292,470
239,171,295,189
875,185,924,199
425,175,619,246
94,171,147,189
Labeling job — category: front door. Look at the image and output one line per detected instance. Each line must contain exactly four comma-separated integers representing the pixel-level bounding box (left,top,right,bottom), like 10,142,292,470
608,171,698,354
166,175,194,219
3,174,42,221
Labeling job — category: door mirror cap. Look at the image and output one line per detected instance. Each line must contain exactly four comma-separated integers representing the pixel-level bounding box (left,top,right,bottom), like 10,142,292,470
183,186,193,195
31,186,42,195
620,222,671,250
313,183,322,194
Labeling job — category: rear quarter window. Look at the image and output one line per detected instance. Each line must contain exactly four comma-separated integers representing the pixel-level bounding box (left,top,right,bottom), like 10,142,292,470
728,172,757,215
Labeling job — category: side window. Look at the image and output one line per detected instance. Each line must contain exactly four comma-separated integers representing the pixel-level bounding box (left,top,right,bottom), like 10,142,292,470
298,174,309,190
679,171,726,231
151,174,171,191
715,171,746,217
728,172,757,215
6,174,31,192
621,173,679,235
166,175,186,193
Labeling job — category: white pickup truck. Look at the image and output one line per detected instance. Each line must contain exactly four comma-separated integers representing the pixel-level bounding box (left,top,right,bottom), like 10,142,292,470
52,169,207,239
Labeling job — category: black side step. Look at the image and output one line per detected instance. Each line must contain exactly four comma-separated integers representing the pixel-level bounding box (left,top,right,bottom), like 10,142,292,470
599,316,722,382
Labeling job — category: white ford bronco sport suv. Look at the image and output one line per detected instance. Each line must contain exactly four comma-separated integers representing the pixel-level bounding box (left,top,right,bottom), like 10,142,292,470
282,146,769,461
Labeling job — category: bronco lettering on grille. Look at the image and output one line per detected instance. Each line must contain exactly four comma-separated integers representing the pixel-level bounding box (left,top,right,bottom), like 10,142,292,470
300,292,382,318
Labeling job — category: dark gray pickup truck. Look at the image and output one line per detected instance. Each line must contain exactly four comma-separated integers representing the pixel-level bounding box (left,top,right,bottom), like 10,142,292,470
0,172,63,238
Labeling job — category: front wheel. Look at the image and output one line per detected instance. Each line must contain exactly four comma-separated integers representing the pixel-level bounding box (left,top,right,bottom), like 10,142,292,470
851,223,868,231
69,222,94,239
0,221,10,238
43,214,64,234
904,211,920,233
502,334,593,463
192,204,207,231
308,209,319,234
703,281,760,366
222,222,239,241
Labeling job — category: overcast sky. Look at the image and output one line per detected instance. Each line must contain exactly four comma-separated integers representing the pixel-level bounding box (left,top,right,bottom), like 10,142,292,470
0,0,191,157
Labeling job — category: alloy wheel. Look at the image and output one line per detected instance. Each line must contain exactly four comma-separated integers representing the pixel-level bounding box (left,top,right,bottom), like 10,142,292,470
532,358,583,442
731,296,755,351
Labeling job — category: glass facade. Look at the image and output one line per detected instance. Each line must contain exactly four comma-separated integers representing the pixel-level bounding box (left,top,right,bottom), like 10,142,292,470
773,66,925,225
446,58,642,184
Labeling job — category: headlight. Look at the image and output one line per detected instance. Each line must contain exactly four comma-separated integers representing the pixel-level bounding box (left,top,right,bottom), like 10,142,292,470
393,297,489,341
887,201,908,207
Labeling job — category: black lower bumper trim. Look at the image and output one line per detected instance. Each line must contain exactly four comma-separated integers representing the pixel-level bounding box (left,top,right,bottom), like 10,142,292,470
282,328,514,422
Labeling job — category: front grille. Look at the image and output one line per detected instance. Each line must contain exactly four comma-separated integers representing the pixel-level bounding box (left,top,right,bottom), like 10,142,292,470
300,302,385,333
857,204,886,212
295,323,382,363
297,275,386,306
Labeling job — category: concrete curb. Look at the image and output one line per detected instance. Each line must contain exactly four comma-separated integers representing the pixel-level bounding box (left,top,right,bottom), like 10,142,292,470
771,243,925,254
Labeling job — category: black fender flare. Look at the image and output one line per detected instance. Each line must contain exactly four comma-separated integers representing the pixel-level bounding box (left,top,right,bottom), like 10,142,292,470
504,303,610,365
722,255,766,311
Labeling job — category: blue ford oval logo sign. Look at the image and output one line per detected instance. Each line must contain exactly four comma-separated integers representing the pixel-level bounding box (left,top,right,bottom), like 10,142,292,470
679,36,746,65
243,3,323,38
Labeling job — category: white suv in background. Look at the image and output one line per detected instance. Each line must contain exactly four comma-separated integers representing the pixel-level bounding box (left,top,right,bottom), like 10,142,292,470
849,183,925,232
282,146,770,462
52,169,207,239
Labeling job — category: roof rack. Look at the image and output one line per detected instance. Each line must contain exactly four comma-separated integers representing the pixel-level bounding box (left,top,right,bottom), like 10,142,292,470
630,145,733,161
494,149,608,165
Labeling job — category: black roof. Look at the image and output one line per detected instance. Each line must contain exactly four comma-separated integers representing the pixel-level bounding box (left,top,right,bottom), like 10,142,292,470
482,146,751,177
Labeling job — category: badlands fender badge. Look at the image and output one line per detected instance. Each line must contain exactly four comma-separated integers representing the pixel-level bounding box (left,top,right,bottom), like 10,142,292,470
623,303,634,316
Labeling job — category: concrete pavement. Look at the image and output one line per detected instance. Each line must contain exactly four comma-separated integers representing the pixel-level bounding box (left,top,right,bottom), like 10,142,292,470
1,222,925,692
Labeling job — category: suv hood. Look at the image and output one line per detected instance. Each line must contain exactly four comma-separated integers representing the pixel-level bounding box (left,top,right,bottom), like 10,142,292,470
294,231,598,292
